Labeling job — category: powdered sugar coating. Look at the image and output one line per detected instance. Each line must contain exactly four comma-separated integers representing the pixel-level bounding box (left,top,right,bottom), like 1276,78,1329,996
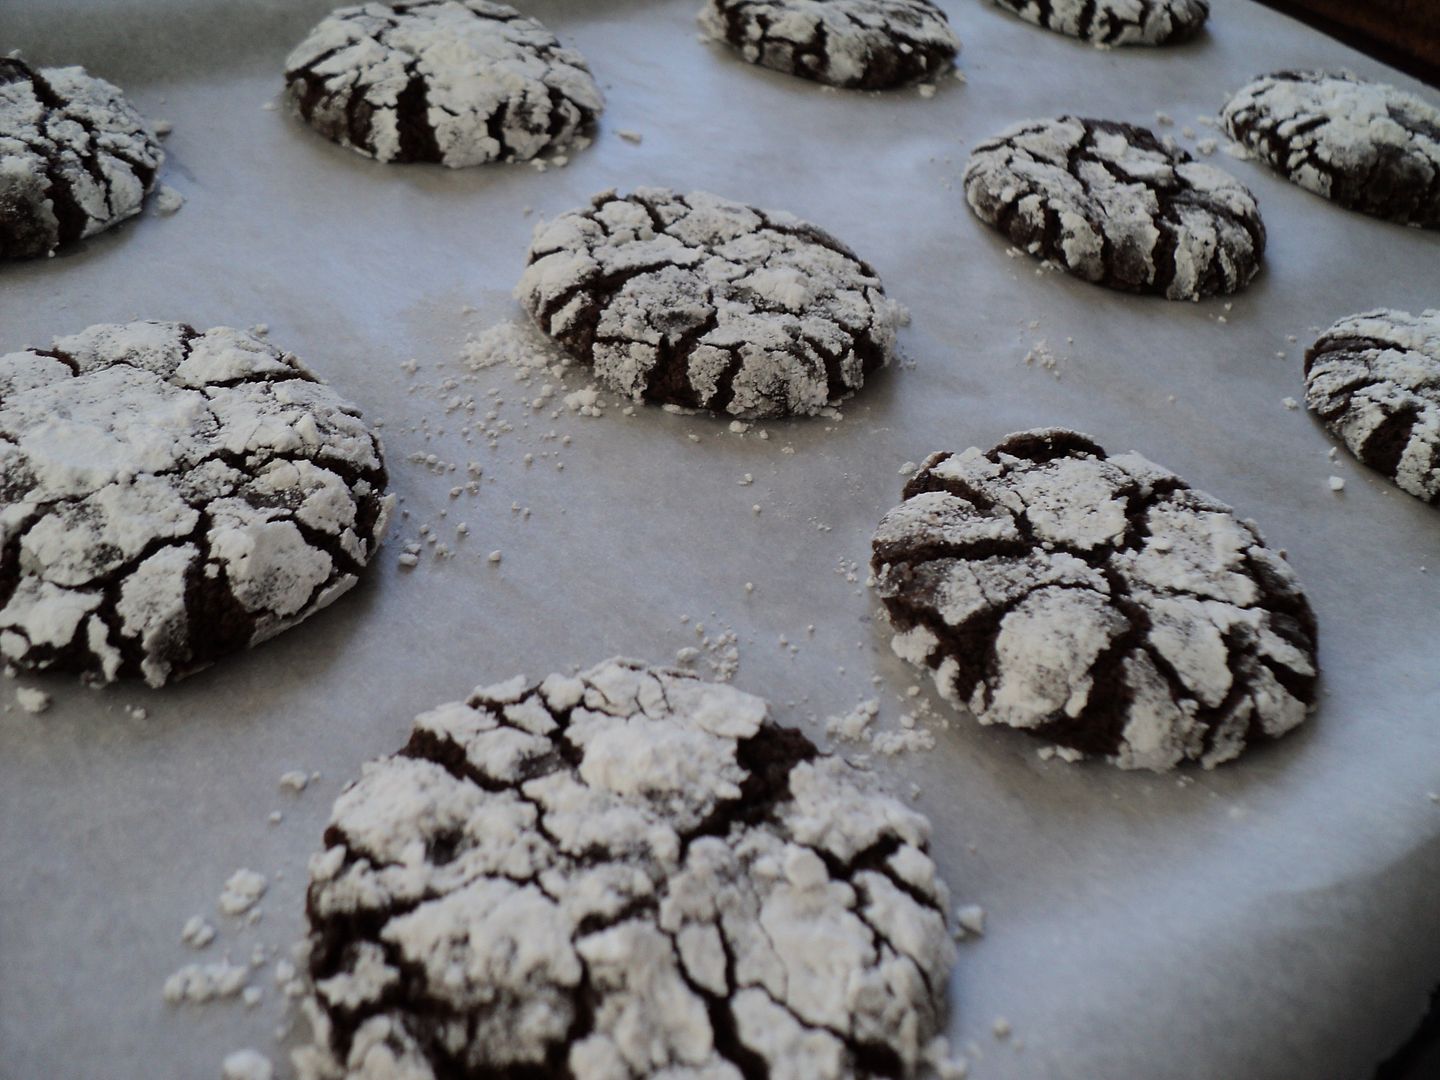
1305,309,1440,504
964,117,1266,300
295,658,955,1079
989,0,1208,46
871,429,1318,770
284,0,603,167
0,321,391,687
698,0,960,90
1222,71,1440,227
0,58,164,259
518,188,901,418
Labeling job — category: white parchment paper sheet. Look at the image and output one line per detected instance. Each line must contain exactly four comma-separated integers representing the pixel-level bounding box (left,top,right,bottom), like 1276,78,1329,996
2,1,1438,1077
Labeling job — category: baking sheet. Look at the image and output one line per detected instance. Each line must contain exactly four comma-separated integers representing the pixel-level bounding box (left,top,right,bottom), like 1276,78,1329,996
3,1,1439,1077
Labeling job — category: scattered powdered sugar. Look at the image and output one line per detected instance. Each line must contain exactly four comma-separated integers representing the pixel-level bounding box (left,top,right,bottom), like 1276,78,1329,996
872,725,937,756
673,615,742,681
825,696,938,757
955,903,986,937
181,915,216,949
1023,338,1064,378
153,185,184,215
221,1049,274,1080
218,869,268,917
826,697,880,740
163,960,250,1004
14,686,50,713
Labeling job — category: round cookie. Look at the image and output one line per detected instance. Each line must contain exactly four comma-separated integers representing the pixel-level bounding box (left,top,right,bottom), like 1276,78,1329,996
963,116,1266,300
518,187,901,418
870,429,1318,771
1221,71,1440,228
0,322,392,687
698,0,960,90
1305,309,1440,504
284,0,603,167
295,658,958,1080
0,58,164,260
988,0,1208,46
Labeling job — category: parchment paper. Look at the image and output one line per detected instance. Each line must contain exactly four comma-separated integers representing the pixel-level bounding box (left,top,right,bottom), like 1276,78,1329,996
2,2,1439,1078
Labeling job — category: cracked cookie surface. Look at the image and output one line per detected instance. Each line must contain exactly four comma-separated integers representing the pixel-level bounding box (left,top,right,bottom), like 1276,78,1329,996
698,0,959,90
284,0,603,167
1305,309,1440,504
1221,71,1440,228
988,0,1208,46
963,116,1266,300
0,321,391,687
518,188,901,418
294,658,956,1080
0,58,164,260
871,429,1318,770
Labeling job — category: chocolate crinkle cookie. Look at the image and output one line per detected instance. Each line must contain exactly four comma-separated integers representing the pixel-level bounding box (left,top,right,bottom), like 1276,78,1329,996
988,0,1209,46
963,116,1265,300
871,429,1319,771
518,187,902,419
1305,308,1440,504
698,0,960,90
1221,71,1440,228
293,658,960,1080
284,0,603,167
0,58,164,260
0,322,392,687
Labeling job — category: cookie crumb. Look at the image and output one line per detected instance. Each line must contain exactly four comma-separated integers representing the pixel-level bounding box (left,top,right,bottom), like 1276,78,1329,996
221,1049,273,1080
180,915,216,949
616,129,643,144
826,698,879,741
163,961,249,1004
993,1017,1012,1039
15,687,50,714
956,903,986,937
279,770,309,793
1328,475,1345,492
154,185,185,214
1282,396,1299,410
218,870,267,917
